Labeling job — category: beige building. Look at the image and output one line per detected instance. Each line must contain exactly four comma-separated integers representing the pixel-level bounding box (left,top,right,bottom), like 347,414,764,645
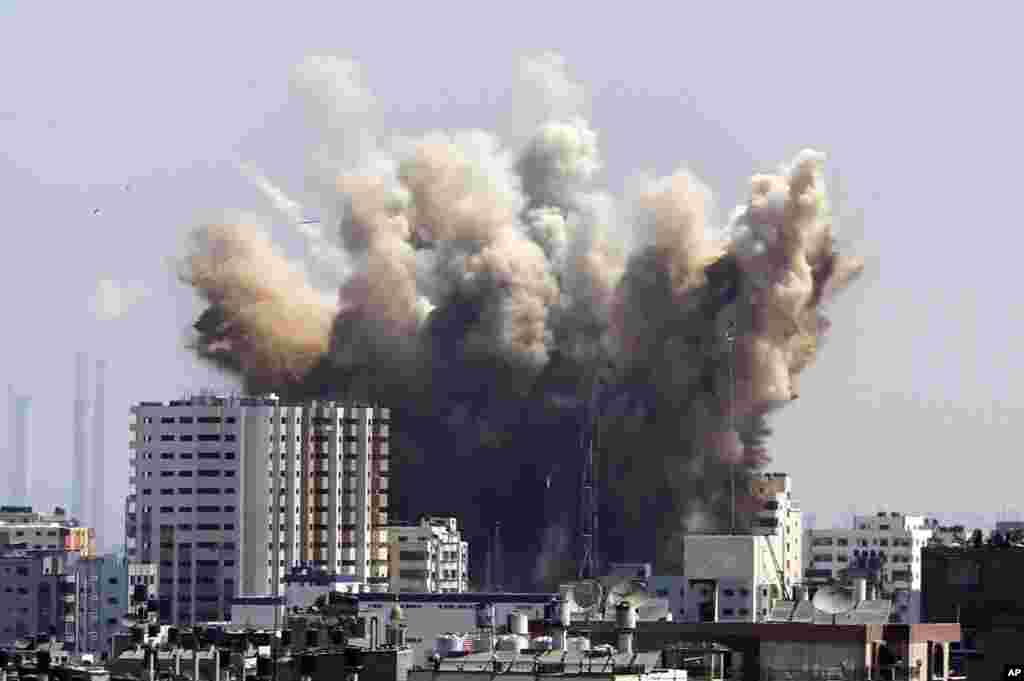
749,472,803,592
387,515,468,593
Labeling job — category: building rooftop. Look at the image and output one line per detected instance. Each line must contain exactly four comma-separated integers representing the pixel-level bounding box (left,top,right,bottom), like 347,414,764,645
766,599,892,625
429,650,663,674
357,593,557,604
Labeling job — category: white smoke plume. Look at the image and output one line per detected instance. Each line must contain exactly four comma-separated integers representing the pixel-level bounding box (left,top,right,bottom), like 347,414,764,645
180,53,864,581
89,278,150,321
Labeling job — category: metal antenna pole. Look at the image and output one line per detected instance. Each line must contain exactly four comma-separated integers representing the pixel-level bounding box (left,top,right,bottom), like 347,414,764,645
726,320,737,535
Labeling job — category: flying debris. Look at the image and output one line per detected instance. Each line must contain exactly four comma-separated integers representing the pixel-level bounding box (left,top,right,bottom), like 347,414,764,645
179,53,865,589
92,208,101,216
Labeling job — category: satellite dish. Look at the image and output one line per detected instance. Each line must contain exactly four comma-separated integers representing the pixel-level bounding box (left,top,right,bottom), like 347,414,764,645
606,578,654,612
812,585,857,622
572,580,603,612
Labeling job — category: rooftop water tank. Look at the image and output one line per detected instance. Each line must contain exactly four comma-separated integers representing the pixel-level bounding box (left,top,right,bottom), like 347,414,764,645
508,611,528,636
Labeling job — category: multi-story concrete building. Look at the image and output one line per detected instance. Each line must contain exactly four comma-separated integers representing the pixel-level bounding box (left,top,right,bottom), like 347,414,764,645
388,516,468,593
0,550,78,646
0,506,95,557
75,554,128,657
749,472,802,591
681,534,788,623
125,394,390,625
803,511,935,623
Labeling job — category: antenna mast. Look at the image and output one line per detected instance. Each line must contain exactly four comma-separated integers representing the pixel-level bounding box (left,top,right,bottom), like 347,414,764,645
578,372,602,580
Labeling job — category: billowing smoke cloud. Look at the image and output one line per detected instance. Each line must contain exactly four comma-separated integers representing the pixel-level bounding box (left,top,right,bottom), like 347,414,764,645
89,278,150,321
180,54,863,587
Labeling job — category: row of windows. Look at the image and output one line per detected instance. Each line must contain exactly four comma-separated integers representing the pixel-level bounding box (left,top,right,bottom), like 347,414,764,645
811,536,915,548
158,470,234,477
153,416,237,424
158,560,234,567
150,505,237,513
159,523,236,531
155,541,236,549
143,488,236,495
159,434,234,442
141,452,237,460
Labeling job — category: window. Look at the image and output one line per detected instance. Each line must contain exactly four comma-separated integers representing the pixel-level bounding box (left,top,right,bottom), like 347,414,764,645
180,452,193,459
179,416,194,424
160,489,175,495
224,452,236,460
178,488,193,495
161,417,176,424
198,452,220,460
179,435,193,441
197,434,221,442
142,489,152,496
160,453,174,460
159,506,175,513
160,435,175,441
197,417,222,424
198,470,221,477
179,471,193,477
198,488,220,495
160,471,175,477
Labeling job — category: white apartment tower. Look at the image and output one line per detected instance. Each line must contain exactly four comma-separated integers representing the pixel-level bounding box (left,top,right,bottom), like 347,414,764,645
387,515,469,593
125,394,390,625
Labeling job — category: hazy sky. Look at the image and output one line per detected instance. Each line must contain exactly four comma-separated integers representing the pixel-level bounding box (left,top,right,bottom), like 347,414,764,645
2,2,1022,549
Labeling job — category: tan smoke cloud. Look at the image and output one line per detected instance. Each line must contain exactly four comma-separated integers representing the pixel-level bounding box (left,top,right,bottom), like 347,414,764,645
179,220,335,384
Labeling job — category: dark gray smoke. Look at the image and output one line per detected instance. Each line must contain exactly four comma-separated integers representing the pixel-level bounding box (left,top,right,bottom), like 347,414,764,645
179,54,863,588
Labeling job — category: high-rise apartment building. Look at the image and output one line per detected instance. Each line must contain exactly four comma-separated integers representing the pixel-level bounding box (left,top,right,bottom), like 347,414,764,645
125,394,390,625
387,515,469,593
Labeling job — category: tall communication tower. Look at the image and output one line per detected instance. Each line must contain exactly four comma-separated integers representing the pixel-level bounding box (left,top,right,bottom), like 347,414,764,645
577,372,603,580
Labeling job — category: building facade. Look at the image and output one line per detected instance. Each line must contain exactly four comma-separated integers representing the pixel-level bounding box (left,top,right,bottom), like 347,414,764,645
126,394,390,625
803,511,935,623
388,516,469,593
0,506,95,557
75,554,128,657
0,550,78,646
749,472,802,592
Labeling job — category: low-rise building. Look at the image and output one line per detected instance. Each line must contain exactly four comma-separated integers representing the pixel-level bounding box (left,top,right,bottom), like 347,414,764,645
387,516,468,594
681,534,785,623
0,506,95,558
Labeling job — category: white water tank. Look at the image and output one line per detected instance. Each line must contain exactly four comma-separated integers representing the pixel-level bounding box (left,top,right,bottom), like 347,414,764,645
435,635,464,656
568,637,591,653
508,611,528,636
531,636,554,651
496,634,527,652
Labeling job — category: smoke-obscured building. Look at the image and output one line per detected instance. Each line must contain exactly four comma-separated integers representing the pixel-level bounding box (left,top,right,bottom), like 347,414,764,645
75,553,128,657
803,511,934,624
387,515,468,593
0,549,78,646
125,394,390,625
0,505,95,557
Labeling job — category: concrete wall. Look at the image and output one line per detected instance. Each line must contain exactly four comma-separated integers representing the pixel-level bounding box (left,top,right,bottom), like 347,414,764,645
759,640,867,679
